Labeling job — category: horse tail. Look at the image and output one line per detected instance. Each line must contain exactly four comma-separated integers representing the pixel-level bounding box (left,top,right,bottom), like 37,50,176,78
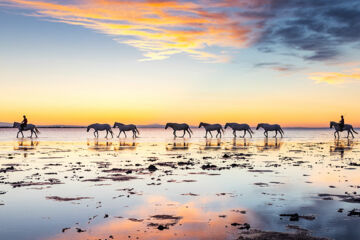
352,127,358,134
188,126,193,134
35,127,40,134
279,127,284,134
249,127,254,134
221,127,224,133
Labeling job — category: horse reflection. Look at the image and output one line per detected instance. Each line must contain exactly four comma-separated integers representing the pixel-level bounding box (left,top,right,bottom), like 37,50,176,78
14,139,39,150
330,139,353,158
166,139,189,151
227,137,250,150
200,138,222,150
114,139,137,150
257,137,282,151
87,139,113,151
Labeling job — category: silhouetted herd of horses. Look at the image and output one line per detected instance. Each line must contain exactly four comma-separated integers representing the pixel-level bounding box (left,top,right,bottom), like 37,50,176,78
13,121,358,139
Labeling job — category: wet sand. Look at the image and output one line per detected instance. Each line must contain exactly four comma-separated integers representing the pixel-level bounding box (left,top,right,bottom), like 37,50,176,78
0,129,359,240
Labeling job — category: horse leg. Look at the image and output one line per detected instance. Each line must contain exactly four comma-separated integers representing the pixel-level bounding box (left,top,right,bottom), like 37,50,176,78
247,129,252,138
21,131,24,138
347,130,350,138
182,130,185,138
30,130,33,138
243,130,246,138
264,131,267,138
124,131,127,138
280,130,283,138
274,130,278,138
117,130,121,138
205,131,208,138
105,130,109,138
351,130,355,138
173,130,177,138
334,131,337,138
16,131,20,138
233,130,236,138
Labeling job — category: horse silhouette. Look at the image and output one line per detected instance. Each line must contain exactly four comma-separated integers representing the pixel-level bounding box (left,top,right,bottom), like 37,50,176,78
13,122,40,138
165,123,192,138
256,123,284,138
225,123,253,138
330,121,357,138
199,122,224,138
113,122,139,138
87,123,113,138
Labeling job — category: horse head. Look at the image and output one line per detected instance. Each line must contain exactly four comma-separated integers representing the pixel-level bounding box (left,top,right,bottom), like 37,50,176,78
87,125,91,132
165,123,169,129
256,123,262,130
198,122,204,128
224,123,229,129
330,121,336,129
13,122,19,128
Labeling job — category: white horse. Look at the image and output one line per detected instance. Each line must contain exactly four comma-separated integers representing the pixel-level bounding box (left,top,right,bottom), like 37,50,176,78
199,122,224,138
87,123,113,138
113,122,139,138
165,123,193,138
330,121,358,138
225,123,253,138
13,122,40,138
256,123,284,138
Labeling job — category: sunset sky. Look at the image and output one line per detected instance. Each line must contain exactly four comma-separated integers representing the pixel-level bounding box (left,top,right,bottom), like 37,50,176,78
1,0,360,126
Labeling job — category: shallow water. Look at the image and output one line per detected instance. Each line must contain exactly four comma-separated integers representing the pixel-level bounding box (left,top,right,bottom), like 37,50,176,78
0,128,359,240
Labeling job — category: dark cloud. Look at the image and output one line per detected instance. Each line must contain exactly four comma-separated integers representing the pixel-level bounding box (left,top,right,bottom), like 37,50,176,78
255,0,360,61
254,62,300,72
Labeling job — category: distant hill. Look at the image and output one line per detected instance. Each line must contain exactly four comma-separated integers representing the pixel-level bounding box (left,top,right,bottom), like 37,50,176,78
0,122,12,127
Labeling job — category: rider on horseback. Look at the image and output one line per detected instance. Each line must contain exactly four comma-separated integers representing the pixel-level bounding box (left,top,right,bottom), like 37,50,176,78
20,115,27,131
339,115,344,131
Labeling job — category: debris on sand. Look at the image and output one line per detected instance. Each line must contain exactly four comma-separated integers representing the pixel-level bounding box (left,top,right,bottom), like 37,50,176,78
10,179,63,188
128,218,143,222
181,193,199,196
151,215,182,221
148,165,158,172
62,227,70,233
76,228,86,233
201,163,218,170
280,213,315,221
46,196,92,202
238,229,329,240
231,222,251,230
348,209,360,216
157,225,167,230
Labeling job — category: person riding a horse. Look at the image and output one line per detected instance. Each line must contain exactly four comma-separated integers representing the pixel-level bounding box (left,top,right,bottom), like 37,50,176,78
339,115,344,131
20,115,27,131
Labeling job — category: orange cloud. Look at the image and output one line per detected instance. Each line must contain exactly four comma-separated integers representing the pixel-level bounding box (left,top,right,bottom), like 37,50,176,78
309,70,360,84
2,0,264,61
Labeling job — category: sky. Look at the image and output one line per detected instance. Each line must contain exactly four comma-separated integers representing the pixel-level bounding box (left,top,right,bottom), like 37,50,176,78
1,0,360,127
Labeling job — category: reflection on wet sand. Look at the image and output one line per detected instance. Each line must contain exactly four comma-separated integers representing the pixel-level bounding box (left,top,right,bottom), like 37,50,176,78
200,138,222,150
87,138,113,151
47,197,250,240
166,139,189,151
226,138,250,150
1,131,360,240
330,139,353,158
114,139,137,150
256,138,282,151
14,138,39,150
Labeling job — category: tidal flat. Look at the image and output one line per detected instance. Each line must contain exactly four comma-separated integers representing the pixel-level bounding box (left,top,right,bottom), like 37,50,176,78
0,128,359,240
